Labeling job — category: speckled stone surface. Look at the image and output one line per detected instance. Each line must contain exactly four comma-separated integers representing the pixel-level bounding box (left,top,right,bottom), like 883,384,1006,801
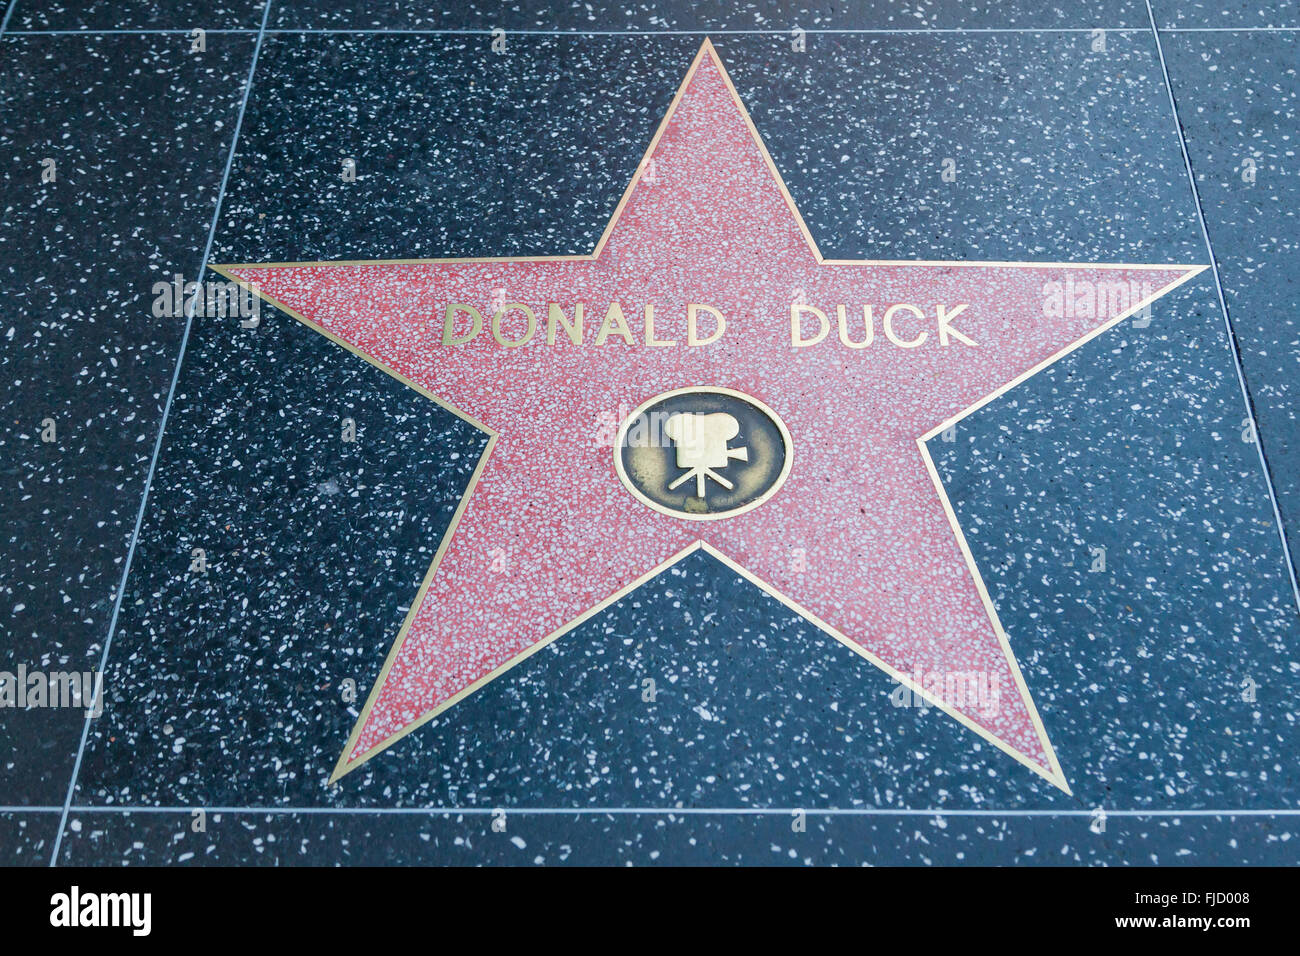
7,0,267,31
1159,29,1300,588
74,544,1063,809
928,273,1298,809
2,19,1297,866
0,33,256,806
212,34,689,261
55,809,1299,865
1152,1,1297,29
0,814,56,866
721,31,1204,263
211,30,1207,262
72,292,489,808
269,2,1152,32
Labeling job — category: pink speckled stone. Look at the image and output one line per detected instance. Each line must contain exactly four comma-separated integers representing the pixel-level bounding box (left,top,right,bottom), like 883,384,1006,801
226,49,1197,785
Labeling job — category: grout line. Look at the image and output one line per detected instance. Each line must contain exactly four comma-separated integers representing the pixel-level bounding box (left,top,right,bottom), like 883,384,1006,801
1,806,62,813
4,28,255,35
0,0,18,38
1,26,1296,39
1164,25,1300,32
265,27,1142,36
5,27,1129,37
47,0,277,867
1143,0,1300,617
52,805,1300,817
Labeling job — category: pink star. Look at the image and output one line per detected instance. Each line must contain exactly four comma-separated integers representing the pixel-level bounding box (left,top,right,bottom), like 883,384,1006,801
218,41,1203,790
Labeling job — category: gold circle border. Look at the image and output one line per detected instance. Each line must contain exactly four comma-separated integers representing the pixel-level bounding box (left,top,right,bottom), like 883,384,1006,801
613,386,794,522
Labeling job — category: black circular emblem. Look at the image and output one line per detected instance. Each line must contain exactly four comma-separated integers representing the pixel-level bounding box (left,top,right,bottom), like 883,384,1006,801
614,387,793,521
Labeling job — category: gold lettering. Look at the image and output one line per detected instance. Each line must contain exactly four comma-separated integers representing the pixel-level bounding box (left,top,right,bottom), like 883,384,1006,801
688,304,725,347
595,302,635,346
937,304,976,346
491,303,537,347
883,304,926,348
791,304,829,347
644,304,675,347
546,302,583,345
443,303,483,346
836,304,875,348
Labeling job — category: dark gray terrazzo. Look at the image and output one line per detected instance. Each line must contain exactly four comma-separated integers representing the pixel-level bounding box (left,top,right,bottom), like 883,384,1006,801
268,2,1151,33
722,30,1204,263
1152,1,1298,29
1159,30,1300,590
210,34,693,261
1,21,1295,866
76,539,1079,810
55,809,1299,865
928,273,1299,810
60,32,1298,832
0,33,256,806
0,813,57,866
70,293,489,809
213,32,1209,265
7,0,267,32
